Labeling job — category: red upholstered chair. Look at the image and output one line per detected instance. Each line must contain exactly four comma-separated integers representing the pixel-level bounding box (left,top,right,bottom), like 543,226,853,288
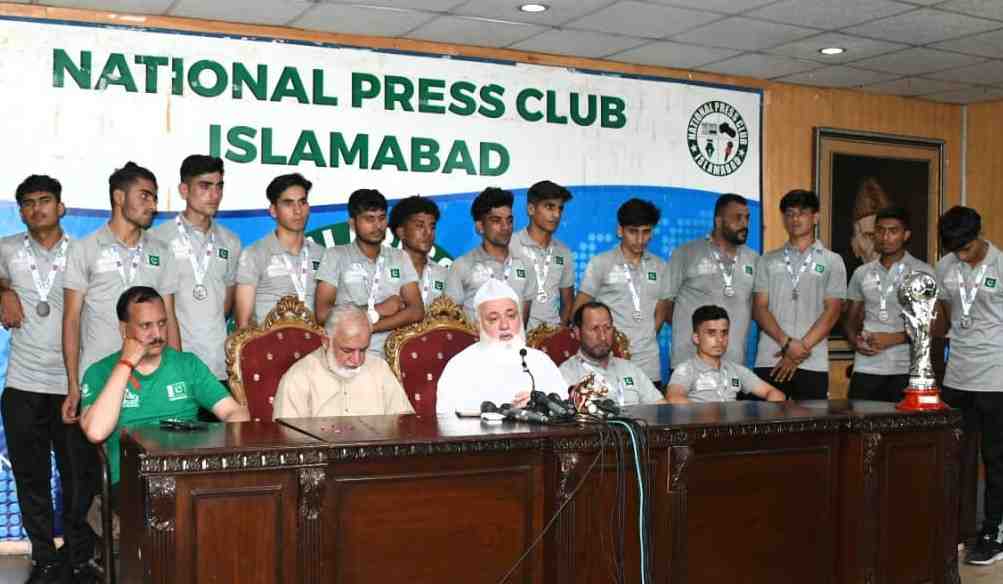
385,296,478,416
526,323,631,367
225,296,324,421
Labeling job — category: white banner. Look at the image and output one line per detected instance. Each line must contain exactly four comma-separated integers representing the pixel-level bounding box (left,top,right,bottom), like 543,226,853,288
0,17,760,211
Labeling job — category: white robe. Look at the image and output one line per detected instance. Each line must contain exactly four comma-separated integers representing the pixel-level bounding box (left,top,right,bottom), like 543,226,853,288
436,343,569,414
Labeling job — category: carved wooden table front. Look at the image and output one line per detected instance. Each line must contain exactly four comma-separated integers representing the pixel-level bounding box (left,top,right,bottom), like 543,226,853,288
118,401,960,584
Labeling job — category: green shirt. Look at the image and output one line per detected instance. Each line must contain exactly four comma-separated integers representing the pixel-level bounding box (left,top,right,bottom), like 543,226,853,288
80,347,230,484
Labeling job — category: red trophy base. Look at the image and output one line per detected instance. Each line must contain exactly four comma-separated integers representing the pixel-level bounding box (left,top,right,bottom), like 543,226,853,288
896,387,949,411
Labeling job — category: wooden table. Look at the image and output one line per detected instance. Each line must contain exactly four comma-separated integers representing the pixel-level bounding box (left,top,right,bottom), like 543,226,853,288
119,401,961,584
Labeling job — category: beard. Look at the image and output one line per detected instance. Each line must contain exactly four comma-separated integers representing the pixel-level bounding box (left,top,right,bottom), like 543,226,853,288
721,226,748,245
478,323,527,353
324,347,364,380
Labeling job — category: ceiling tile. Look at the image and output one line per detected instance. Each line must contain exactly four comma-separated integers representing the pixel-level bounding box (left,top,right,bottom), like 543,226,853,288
923,86,1003,103
609,40,741,69
844,7,1003,44
932,28,1003,58
405,15,547,47
766,32,906,63
325,0,468,10
563,1,722,39
776,65,900,87
510,29,647,58
292,5,437,37
860,76,974,95
41,0,175,14
671,16,819,51
451,0,616,26
935,0,1003,21
852,47,986,75
924,59,1003,83
698,53,821,78
643,0,777,14
169,0,312,26
747,0,915,30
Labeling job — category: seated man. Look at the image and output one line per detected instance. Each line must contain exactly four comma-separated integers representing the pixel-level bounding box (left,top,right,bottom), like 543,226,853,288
273,305,414,418
560,301,666,406
80,286,249,490
667,305,785,404
437,279,566,414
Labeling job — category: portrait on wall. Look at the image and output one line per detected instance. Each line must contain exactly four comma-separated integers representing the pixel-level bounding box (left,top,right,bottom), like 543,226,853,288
814,128,944,280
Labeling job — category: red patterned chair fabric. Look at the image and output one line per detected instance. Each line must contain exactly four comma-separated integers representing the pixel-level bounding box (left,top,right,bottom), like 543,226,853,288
526,323,631,367
386,296,478,416
225,296,324,421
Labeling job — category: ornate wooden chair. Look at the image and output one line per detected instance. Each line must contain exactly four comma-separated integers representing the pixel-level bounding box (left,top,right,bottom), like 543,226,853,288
526,323,631,367
385,296,478,416
225,295,324,421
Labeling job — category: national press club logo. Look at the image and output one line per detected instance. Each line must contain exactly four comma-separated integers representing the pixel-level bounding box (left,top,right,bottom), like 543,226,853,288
687,101,749,177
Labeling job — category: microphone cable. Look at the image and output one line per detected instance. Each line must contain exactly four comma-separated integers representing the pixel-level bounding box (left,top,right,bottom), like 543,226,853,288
494,418,609,584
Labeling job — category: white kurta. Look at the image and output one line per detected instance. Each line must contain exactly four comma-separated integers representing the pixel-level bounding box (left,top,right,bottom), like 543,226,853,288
436,344,569,414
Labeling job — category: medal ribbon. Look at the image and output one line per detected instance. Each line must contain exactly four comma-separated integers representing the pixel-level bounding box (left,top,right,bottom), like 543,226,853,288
487,256,513,281
621,253,645,317
280,245,310,302
23,234,68,303
364,254,387,313
872,262,906,316
524,243,553,294
175,215,215,290
957,263,989,322
116,242,144,288
706,236,735,292
783,244,814,296
420,268,433,303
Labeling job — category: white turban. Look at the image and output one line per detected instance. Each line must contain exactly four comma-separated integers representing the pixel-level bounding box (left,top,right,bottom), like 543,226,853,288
473,279,521,312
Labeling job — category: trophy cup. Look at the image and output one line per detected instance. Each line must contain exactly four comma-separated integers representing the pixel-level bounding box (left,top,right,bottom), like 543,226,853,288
896,271,948,411
570,372,611,418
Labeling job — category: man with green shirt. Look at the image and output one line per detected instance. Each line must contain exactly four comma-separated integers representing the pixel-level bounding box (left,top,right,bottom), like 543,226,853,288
80,286,249,488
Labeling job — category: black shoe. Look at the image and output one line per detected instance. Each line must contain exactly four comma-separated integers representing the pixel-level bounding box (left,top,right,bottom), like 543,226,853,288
966,528,1003,566
70,561,101,584
24,560,62,584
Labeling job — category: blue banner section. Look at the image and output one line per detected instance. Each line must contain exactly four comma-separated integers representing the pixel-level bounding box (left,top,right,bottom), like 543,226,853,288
0,185,760,540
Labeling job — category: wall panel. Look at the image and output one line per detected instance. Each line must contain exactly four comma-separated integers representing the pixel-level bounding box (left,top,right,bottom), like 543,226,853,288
965,100,1003,245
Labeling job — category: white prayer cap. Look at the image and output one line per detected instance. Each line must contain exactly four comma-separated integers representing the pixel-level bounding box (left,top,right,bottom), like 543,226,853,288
473,279,520,312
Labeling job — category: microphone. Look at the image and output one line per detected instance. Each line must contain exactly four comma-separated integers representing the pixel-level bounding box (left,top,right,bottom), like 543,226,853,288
594,398,621,417
519,348,537,394
531,391,573,418
502,406,551,424
481,401,499,414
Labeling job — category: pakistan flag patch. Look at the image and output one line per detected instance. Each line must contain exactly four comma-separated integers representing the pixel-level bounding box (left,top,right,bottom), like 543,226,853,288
389,267,401,279
312,260,321,271
218,248,229,260
148,254,160,266
986,277,998,289
731,377,740,387
515,268,527,279
814,264,825,274
434,280,444,290
623,376,635,386
647,272,657,281
555,256,565,265
744,264,754,275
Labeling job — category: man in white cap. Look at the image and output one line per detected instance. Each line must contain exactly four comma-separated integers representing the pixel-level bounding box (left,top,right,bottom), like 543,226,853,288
437,279,567,414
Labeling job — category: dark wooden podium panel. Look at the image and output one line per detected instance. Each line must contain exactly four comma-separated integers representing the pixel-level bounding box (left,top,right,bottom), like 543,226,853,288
119,401,961,584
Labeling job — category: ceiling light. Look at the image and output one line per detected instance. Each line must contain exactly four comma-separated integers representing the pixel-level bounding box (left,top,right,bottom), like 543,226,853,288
519,3,549,13
819,47,845,56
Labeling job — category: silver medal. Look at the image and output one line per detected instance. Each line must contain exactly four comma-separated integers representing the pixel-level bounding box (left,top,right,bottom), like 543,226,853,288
193,284,208,301
537,291,549,303
878,309,889,322
632,310,643,322
792,289,799,301
36,301,50,318
723,285,735,297
961,315,973,329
